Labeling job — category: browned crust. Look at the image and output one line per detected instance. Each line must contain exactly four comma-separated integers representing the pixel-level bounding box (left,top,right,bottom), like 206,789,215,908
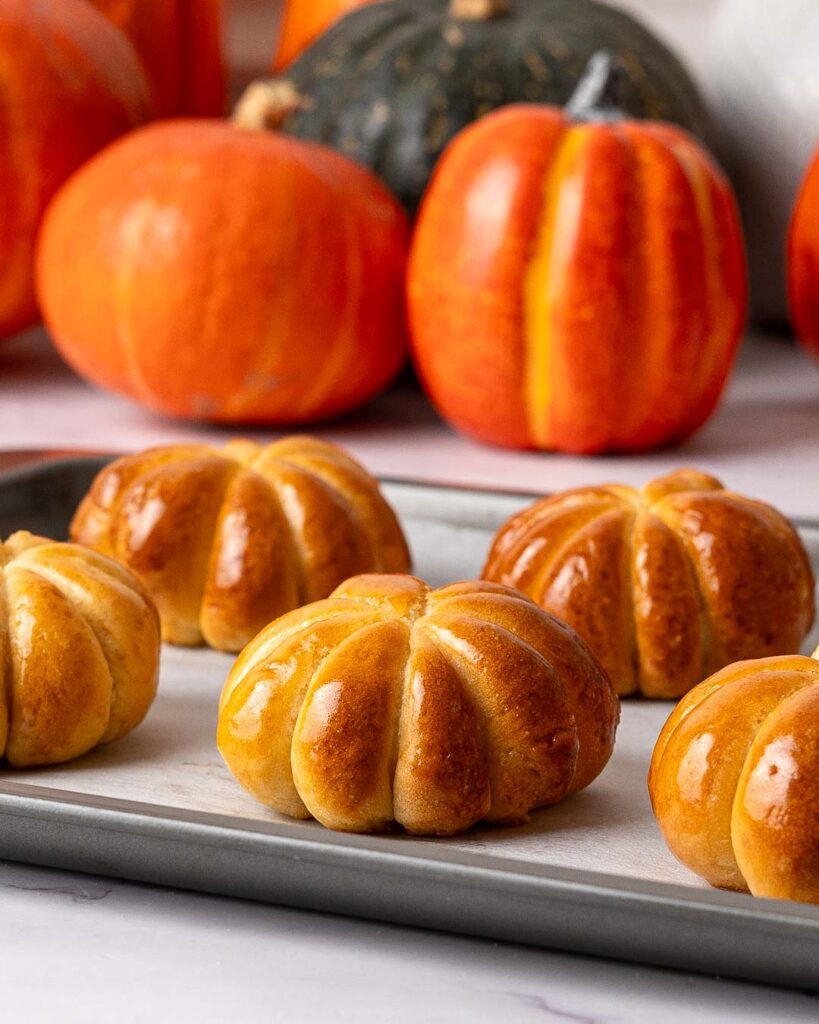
649,655,819,899
217,575,619,836
483,469,815,698
0,532,160,768
71,437,412,652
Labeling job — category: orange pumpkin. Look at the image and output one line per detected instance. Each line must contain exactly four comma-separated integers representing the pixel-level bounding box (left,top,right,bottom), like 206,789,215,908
36,120,409,425
408,72,747,454
788,149,819,361
0,0,151,340
273,0,377,71
90,0,225,117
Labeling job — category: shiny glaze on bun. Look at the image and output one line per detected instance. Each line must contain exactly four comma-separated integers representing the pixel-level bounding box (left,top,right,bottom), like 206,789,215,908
218,574,619,836
0,531,159,767
71,437,411,652
650,652,819,903
484,469,815,697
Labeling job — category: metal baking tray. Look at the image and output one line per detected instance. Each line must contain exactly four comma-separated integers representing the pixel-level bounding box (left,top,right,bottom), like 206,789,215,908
0,454,817,990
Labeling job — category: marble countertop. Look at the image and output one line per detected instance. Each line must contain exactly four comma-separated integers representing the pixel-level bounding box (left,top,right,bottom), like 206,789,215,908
0,328,818,1020
4,859,818,1023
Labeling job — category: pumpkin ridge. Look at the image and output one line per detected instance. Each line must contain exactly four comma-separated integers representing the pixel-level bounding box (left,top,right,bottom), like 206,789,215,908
265,451,389,572
522,119,576,448
421,612,578,818
250,151,314,422
4,564,114,766
240,455,312,605
657,131,746,441
666,135,721,412
607,123,652,449
729,679,819,839
531,506,637,694
650,500,721,679
192,133,263,421
120,454,242,646
223,611,391,821
112,194,163,408
197,466,298,647
414,618,496,814
291,162,368,417
393,620,491,833
290,617,410,831
621,505,641,692
514,502,622,597
730,679,819,900
220,607,383,713
17,554,152,743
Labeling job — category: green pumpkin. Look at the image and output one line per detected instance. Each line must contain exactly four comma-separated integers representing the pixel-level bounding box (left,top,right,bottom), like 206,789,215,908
236,0,707,214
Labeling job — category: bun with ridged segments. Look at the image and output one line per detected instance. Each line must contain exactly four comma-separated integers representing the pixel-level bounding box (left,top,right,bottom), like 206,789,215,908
649,651,819,903
0,531,159,767
70,437,411,652
217,574,619,836
483,469,815,698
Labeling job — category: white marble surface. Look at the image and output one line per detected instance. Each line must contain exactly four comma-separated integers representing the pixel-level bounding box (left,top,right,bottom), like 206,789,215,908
0,858,816,1023
2,730,818,995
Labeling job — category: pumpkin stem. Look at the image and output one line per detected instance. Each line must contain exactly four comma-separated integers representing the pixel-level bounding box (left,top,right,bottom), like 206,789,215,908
450,0,510,21
233,79,309,131
565,51,628,123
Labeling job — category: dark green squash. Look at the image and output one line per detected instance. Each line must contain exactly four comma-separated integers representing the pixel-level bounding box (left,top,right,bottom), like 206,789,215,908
235,0,707,214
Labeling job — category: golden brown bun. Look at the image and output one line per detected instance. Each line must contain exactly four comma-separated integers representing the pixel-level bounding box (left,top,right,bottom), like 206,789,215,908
0,531,160,768
483,469,815,698
217,574,619,836
649,652,819,903
71,437,411,652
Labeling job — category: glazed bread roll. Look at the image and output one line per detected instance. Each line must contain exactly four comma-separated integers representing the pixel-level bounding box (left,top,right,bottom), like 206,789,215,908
0,531,160,767
483,469,815,697
71,436,411,652
218,574,619,836
649,652,819,903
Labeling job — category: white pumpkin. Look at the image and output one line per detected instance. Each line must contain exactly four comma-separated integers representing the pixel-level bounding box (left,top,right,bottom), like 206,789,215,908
707,0,819,322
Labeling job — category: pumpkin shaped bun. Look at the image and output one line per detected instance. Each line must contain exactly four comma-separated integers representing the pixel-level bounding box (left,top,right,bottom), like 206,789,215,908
649,651,819,903
218,575,619,836
71,438,411,653
0,532,160,768
483,469,815,699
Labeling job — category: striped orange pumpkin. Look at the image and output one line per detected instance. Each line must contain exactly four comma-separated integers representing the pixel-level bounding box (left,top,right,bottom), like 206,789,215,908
408,103,748,454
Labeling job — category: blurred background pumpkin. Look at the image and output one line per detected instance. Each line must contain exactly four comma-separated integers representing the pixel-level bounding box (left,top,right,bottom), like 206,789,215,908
0,0,152,341
272,0,376,71
89,0,226,117
36,120,409,425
